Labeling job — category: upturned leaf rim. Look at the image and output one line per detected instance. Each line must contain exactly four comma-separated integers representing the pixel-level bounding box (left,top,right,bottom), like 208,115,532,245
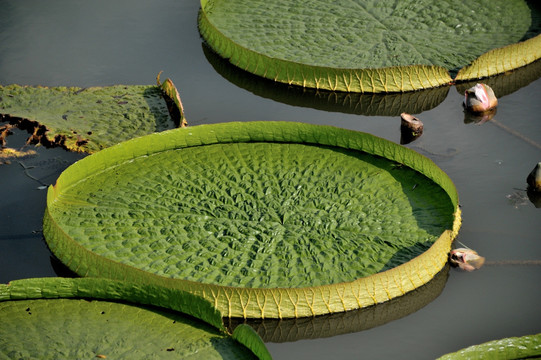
44,121,461,318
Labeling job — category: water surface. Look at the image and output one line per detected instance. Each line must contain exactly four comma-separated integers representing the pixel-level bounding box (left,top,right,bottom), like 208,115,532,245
1,1,540,359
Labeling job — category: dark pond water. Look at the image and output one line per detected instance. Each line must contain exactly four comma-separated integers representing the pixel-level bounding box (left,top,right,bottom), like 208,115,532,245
1,1,540,359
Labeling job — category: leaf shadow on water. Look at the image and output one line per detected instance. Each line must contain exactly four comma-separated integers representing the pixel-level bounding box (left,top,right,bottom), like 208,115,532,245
226,265,450,343
49,254,79,278
202,43,450,117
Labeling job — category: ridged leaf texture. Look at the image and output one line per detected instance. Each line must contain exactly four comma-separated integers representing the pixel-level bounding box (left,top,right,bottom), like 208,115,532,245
44,122,461,318
199,0,540,93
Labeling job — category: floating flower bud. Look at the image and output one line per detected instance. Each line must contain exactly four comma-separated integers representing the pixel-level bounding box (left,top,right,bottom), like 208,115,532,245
527,162,541,192
449,248,485,271
463,83,498,113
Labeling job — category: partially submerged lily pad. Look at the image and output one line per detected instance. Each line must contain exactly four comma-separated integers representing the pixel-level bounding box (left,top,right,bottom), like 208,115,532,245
199,0,541,92
44,121,461,318
0,75,185,153
0,277,271,360
437,333,541,359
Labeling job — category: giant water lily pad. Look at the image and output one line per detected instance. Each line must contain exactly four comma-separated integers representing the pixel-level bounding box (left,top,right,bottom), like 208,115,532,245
0,75,184,153
199,0,541,92
44,122,461,318
0,278,270,359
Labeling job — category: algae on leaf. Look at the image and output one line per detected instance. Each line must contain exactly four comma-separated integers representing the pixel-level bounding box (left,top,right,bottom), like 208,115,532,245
0,76,184,153
199,0,541,92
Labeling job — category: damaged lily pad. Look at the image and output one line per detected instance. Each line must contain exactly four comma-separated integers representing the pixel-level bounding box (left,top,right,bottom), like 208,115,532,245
44,121,461,318
199,0,541,92
0,75,185,153
0,277,271,360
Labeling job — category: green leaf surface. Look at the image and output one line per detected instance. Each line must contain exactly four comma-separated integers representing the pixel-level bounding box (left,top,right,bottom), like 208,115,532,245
0,278,269,359
49,142,452,288
0,83,176,153
0,277,225,331
199,0,538,92
44,122,460,318
437,333,541,360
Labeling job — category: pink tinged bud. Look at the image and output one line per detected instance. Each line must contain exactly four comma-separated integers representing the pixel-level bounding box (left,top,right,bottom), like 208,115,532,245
474,84,489,108
463,83,498,113
449,248,485,271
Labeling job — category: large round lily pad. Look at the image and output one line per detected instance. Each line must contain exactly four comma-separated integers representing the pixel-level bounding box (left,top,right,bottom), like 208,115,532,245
44,122,461,318
0,278,270,359
199,0,541,92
